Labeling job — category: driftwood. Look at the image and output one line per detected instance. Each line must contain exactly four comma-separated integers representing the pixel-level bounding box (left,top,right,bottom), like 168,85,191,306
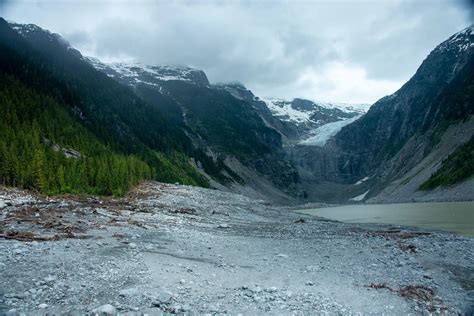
0,231,55,241
0,230,90,242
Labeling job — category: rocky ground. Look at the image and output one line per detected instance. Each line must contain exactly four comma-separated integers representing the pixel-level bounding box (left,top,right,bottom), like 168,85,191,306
0,182,473,315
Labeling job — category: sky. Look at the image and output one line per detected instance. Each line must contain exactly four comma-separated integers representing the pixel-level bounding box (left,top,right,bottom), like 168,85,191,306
1,0,473,104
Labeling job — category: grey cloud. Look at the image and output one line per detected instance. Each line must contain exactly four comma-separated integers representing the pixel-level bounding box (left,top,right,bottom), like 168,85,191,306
2,0,471,103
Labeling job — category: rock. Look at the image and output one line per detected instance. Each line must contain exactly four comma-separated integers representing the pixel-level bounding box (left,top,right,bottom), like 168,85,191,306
243,289,253,297
153,291,173,306
265,287,278,293
305,281,314,286
44,275,57,283
208,304,219,312
218,223,230,228
119,288,140,298
181,304,191,312
6,309,17,316
0,200,10,209
37,303,48,309
170,304,182,313
129,243,137,249
92,304,116,315
13,292,29,299
276,253,288,258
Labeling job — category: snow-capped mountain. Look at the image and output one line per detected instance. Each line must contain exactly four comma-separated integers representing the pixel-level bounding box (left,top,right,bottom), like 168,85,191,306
85,57,210,87
85,57,369,147
259,97,369,146
435,25,474,54
9,22,83,58
261,97,368,126
211,83,369,146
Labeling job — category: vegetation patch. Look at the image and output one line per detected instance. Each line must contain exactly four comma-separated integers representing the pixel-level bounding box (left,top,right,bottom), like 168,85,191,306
420,136,474,190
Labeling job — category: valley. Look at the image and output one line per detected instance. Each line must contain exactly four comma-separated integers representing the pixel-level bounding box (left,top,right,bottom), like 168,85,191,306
0,9,473,315
1,182,473,314
1,19,473,205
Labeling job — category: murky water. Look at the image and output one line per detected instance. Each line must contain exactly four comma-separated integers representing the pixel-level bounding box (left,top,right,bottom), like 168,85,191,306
297,202,474,236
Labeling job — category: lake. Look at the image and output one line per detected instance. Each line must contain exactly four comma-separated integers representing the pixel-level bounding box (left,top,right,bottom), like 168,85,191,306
297,202,474,236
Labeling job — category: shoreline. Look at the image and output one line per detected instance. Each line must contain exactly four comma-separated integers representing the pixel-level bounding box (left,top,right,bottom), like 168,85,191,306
0,182,473,314
295,202,474,237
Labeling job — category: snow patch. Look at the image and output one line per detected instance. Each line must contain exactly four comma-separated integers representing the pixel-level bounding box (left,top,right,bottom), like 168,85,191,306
349,190,370,202
436,25,474,54
106,62,198,82
317,102,371,114
262,98,312,125
354,176,370,185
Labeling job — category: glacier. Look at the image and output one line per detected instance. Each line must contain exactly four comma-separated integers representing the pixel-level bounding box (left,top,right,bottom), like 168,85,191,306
299,115,361,146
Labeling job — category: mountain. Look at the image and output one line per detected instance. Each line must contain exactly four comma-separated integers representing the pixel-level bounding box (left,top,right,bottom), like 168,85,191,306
262,98,366,127
85,58,305,201
2,19,472,204
0,19,239,195
2,20,308,202
295,25,474,203
261,98,367,145
86,57,210,87
212,83,368,146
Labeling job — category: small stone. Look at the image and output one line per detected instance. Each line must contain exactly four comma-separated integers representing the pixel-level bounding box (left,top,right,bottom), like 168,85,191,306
276,254,288,258
44,275,56,283
129,243,137,249
13,292,29,299
13,249,23,255
91,304,116,315
266,287,278,293
6,309,17,316
243,289,253,297
251,286,262,293
153,291,173,305
181,304,191,311
218,224,229,228
208,304,219,312
305,281,314,286
37,303,48,309
170,304,182,313
119,288,140,297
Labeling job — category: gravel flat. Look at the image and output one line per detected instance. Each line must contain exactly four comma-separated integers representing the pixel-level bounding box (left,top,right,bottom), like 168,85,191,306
0,182,473,315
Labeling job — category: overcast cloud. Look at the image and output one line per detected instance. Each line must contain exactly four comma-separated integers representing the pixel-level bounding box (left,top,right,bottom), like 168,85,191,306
1,0,472,103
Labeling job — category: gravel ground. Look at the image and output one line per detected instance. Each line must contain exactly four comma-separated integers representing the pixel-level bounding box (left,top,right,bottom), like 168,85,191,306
0,182,473,315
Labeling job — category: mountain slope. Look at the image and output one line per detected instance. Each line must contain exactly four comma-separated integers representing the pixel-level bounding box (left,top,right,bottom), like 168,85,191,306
298,25,474,202
85,59,305,201
0,18,214,194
